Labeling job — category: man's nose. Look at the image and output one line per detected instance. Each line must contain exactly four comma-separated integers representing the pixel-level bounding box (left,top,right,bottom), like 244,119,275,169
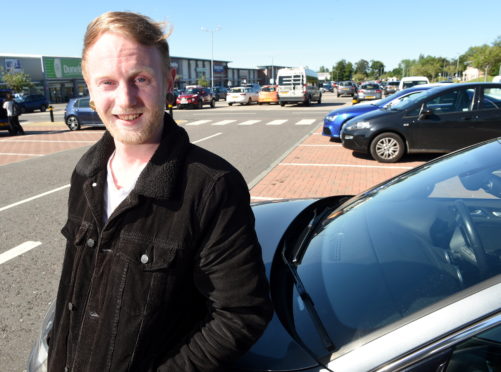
115,82,138,107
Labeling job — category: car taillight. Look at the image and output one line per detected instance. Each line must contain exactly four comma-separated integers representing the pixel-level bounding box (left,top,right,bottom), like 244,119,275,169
376,90,382,93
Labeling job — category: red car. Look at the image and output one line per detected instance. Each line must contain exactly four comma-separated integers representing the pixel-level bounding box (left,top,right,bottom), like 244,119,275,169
176,87,215,109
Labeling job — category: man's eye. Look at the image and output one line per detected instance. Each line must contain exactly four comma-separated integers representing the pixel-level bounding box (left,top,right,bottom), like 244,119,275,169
135,77,149,85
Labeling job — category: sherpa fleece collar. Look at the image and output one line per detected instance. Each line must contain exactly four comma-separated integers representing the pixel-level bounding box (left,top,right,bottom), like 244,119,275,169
74,113,191,200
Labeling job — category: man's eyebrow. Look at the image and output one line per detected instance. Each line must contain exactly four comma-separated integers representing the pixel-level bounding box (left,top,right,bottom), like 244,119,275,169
93,67,156,82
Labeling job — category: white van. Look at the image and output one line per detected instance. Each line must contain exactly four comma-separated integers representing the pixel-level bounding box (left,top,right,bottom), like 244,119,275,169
398,76,430,90
492,76,501,83
276,67,322,106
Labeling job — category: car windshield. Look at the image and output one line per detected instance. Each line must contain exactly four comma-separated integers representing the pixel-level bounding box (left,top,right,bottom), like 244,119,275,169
288,139,501,356
185,88,201,94
388,89,436,110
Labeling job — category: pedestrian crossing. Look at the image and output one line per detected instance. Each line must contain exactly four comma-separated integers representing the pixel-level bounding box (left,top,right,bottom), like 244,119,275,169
182,118,319,127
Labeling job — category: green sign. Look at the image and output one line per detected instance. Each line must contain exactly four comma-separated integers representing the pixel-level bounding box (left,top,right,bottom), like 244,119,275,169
43,57,82,79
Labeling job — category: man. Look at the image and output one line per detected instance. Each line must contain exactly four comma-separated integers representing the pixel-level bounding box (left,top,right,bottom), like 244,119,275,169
48,11,273,372
2,93,24,135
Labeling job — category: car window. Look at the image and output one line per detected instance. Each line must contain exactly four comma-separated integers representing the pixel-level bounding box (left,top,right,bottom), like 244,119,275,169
479,87,501,110
78,98,90,108
424,89,474,113
293,143,501,354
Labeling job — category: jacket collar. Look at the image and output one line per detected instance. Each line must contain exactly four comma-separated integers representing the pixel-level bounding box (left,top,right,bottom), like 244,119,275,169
75,113,191,200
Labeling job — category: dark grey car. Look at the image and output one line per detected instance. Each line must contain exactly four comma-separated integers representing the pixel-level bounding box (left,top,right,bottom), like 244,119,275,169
64,96,104,131
336,81,357,97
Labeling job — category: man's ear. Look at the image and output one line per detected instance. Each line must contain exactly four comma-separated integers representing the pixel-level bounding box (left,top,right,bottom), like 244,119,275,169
166,67,176,92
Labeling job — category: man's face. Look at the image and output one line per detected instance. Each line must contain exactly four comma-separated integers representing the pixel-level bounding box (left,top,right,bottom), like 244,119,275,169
84,32,174,145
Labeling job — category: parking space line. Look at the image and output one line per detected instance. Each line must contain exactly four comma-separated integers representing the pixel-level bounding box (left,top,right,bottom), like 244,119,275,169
0,139,96,143
186,120,212,126
192,132,222,144
296,119,316,125
238,120,261,126
299,144,342,147
0,241,42,265
0,184,70,212
213,120,237,126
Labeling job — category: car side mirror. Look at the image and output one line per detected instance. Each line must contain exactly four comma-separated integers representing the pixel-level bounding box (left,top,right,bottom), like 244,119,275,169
419,108,433,120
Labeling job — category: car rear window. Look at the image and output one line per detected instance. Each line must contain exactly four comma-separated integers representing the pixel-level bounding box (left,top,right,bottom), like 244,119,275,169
361,84,378,89
261,87,276,92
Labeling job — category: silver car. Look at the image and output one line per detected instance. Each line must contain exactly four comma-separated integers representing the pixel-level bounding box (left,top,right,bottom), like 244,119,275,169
356,82,383,101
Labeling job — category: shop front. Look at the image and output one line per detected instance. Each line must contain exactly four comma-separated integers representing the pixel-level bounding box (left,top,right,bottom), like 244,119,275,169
42,57,86,102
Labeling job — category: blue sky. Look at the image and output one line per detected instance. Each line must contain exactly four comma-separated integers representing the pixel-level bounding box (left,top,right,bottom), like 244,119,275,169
2,0,500,71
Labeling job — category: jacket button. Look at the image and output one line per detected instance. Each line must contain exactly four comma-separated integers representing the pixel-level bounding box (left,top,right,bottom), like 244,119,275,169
86,238,95,248
68,302,74,311
140,254,149,264
92,182,97,187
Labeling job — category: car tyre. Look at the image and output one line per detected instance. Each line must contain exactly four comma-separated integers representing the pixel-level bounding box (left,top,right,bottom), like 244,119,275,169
66,115,81,131
280,101,285,107
40,105,47,112
197,100,203,109
304,96,311,106
370,132,405,163
210,99,215,108
318,94,322,104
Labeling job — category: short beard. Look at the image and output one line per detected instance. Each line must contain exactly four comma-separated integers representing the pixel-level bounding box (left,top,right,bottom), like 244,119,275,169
105,106,165,145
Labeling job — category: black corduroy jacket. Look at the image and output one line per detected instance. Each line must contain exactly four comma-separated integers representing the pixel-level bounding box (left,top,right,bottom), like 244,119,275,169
48,114,273,371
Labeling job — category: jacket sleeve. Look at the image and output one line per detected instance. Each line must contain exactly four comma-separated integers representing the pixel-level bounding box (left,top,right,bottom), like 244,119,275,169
157,170,274,372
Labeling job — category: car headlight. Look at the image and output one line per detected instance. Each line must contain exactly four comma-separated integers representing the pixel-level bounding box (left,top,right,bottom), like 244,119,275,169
325,114,338,122
345,121,371,130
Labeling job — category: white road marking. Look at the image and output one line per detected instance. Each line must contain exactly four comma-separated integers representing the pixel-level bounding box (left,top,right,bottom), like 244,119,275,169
299,144,342,147
212,120,237,126
0,184,70,212
280,162,413,170
193,132,222,144
238,120,261,126
186,120,212,126
0,152,44,157
266,120,288,125
296,119,316,125
0,241,42,265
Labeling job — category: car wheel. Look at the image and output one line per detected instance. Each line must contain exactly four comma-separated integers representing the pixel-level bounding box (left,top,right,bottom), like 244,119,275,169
210,99,215,108
66,115,81,131
280,101,285,107
318,94,322,104
337,93,340,97
304,96,311,106
197,100,203,109
40,105,47,112
228,102,233,106
247,98,251,105
370,133,405,163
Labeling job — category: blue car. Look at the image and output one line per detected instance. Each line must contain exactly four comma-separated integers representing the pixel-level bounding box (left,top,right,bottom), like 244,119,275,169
322,85,440,141
64,96,104,131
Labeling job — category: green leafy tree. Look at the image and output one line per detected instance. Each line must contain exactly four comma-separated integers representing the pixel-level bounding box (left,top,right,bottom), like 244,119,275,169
354,59,369,78
331,59,347,81
319,66,329,73
2,72,33,92
345,62,354,81
369,60,385,79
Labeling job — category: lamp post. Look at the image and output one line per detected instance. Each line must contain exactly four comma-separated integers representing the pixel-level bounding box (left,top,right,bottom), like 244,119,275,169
201,26,221,89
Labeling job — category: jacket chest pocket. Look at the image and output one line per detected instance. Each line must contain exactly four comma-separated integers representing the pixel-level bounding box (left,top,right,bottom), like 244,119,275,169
114,233,181,316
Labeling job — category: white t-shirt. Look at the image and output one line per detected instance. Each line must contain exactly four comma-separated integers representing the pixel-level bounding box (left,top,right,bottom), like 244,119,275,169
2,100,13,116
103,152,147,223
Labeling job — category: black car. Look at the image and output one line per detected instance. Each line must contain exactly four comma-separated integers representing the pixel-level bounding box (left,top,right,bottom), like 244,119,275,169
213,86,228,101
341,82,501,162
28,138,501,371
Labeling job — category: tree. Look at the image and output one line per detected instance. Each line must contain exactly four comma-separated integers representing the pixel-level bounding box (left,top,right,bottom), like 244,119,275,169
318,66,330,73
354,59,369,77
197,75,209,87
369,60,385,79
2,72,33,92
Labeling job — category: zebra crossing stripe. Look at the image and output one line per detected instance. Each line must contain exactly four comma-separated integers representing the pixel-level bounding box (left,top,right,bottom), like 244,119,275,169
213,120,237,126
238,120,261,126
186,120,212,126
267,120,288,125
296,119,316,125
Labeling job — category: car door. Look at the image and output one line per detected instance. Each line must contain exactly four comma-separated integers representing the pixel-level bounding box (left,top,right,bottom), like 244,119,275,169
472,86,501,142
407,87,476,152
76,98,96,124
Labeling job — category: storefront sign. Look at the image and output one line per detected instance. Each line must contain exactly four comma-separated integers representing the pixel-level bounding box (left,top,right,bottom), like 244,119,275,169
214,65,225,73
5,58,23,73
43,57,82,79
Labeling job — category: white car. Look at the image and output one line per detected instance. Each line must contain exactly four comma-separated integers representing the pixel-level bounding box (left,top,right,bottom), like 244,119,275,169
226,87,259,105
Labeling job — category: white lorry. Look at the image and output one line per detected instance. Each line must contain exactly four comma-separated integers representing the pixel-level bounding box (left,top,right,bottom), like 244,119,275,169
276,67,322,106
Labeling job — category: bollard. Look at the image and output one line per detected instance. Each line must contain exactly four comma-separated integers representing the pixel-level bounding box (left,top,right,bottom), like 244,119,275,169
48,105,54,122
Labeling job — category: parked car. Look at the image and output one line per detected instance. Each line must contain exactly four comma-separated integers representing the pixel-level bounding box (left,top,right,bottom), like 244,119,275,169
28,137,501,371
64,96,104,131
322,84,442,141
14,94,49,113
321,82,334,93
398,76,430,91
384,81,400,96
258,85,279,104
176,87,215,109
336,81,357,97
341,82,501,162
213,86,228,101
227,86,259,105
355,82,382,101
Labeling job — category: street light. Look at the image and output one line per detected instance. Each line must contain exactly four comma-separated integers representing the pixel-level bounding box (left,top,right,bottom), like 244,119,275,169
201,25,221,89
